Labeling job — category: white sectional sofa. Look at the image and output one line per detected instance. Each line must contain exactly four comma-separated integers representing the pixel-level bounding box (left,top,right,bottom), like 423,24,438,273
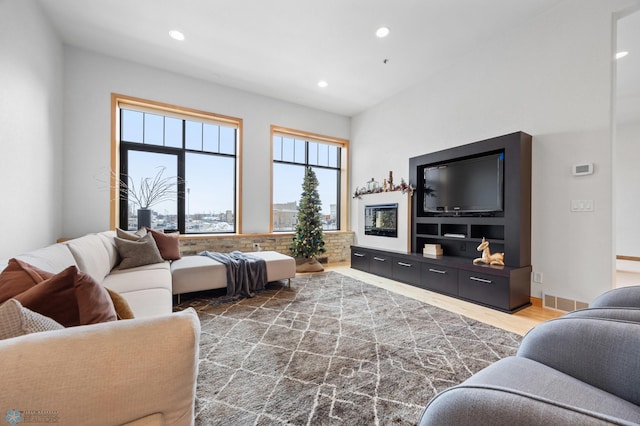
2,230,296,318
0,230,296,425
0,231,198,425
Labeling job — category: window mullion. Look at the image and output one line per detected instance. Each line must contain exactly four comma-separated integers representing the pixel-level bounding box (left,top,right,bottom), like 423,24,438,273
177,151,186,234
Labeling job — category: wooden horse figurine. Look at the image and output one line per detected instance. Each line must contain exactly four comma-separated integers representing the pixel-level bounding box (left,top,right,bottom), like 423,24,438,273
473,237,504,266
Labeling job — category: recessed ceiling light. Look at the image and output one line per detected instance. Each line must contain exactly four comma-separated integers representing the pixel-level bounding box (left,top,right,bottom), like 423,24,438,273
615,51,629,59
317,80,328,88
376,27,390,38
169,30,185,41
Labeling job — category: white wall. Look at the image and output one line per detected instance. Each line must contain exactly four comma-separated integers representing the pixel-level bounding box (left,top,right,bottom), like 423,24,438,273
615,7,640,259
62,47,350,238
616,121,640,257
356,191,411,253
0,0,64,259
351,0,640,302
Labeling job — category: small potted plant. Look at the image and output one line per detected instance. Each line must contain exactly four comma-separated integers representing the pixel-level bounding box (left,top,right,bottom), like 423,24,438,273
119,167,181,230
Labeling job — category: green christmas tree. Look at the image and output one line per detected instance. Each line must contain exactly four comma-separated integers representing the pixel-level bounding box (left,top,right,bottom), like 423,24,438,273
291,167,326,261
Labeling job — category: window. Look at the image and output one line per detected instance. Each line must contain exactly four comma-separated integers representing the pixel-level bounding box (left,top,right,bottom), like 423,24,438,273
272,126,348,232
113,95,241,234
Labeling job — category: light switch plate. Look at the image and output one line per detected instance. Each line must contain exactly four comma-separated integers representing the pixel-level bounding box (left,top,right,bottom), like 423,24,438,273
571,200,594,212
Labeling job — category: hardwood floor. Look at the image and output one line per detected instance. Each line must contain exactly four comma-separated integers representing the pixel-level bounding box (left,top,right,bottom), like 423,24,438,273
323,263,562,336
616,259,640,288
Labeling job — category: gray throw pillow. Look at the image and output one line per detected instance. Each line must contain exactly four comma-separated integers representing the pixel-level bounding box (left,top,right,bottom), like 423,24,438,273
0,299,64,340
116,227,147,241
115,233,164,269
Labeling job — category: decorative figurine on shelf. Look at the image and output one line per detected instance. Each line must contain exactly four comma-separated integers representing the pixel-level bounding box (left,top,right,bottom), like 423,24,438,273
366,178,379,192
473,237,505,266
352,175,414,198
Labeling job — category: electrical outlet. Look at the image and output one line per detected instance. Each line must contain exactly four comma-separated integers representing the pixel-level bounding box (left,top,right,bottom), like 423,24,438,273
533,272,543,283
252,242,260,250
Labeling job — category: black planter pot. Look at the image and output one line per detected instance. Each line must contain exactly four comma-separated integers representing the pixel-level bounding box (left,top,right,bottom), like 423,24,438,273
137,209,152,230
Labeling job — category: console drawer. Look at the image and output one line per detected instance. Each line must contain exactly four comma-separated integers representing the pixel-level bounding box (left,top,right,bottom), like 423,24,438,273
370,253,393,278
458,270,509,310
351,249,370,272
420,263,458,295
392,257,420,285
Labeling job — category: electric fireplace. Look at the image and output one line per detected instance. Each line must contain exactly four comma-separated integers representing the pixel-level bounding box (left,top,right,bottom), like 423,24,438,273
364,203,398,238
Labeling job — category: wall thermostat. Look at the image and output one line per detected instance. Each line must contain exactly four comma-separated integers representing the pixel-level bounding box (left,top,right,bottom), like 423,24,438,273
573,163,594,176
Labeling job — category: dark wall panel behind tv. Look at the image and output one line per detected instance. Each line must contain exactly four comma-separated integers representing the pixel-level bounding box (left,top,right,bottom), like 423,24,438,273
409,132,532,268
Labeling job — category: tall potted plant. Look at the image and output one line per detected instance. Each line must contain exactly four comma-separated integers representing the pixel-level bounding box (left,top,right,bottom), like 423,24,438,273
290,167,326,272
119,167,180,230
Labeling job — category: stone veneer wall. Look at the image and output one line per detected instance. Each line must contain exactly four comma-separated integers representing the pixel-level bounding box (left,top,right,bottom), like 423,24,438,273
179,231,355,264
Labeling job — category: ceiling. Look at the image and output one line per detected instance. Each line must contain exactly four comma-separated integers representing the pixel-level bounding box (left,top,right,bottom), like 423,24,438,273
38,0,581,117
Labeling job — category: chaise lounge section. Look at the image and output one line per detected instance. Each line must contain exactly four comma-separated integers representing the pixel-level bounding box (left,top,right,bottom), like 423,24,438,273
171,249,296,301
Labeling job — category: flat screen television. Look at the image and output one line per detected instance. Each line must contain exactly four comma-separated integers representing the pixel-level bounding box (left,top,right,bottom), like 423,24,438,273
423,151,504,215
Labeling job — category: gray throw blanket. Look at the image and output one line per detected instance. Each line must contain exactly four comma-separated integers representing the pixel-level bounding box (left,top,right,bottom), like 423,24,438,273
199,251,267,299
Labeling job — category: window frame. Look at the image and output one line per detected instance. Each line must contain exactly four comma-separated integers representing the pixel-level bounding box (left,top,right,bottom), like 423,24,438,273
110,94,243,234
270,125,349,233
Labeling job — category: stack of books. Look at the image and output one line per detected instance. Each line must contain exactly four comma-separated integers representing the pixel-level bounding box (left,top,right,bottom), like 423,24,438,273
423,243,443,258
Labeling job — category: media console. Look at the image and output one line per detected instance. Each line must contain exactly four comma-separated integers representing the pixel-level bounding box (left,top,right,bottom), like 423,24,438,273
350,245,531,313
351,132,532,313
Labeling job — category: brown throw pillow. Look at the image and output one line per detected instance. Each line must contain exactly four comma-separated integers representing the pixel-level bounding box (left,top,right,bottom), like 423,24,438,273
146,228,182,260
106,288,135,320
13,265,117,327
0,258,54,304
74,269,118,325
115,233,164,269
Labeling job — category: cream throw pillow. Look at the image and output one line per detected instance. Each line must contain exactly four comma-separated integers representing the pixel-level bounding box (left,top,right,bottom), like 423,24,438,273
0,299,64,340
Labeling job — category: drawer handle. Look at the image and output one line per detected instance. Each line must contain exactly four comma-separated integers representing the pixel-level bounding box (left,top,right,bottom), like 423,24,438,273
428,268,447,274
373,257,386,262
470,276,493,284
353,253,365,257
397,262,413,267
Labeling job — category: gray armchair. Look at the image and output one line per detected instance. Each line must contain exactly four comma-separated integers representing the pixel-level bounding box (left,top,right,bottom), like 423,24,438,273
589,285,640,309
563,285,640,322
419,316,640,425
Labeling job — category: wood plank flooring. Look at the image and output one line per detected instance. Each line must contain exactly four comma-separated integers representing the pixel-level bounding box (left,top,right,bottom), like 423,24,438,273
616,259,640,288
323,263,562,336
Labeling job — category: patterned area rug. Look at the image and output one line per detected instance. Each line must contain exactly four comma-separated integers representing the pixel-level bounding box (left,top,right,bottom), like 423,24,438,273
175,271,521,425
